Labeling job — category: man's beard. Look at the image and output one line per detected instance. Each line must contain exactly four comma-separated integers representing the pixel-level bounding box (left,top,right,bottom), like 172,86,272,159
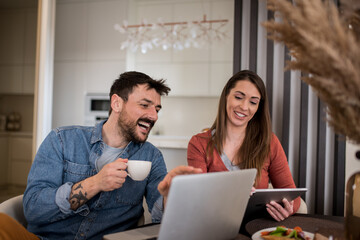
117,110,154,143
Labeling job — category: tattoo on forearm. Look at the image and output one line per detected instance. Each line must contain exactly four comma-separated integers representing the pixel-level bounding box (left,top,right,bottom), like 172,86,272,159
69,183,88,210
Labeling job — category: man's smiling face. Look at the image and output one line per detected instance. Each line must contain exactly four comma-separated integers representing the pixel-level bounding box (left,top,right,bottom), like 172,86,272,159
117,84,162,143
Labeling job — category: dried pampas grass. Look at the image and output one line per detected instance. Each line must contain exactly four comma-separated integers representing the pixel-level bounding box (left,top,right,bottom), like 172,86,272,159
263,0,360,144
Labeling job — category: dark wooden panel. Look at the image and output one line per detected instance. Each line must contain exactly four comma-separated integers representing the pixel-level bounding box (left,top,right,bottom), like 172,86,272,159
315,100,327,214
281,46,291,158
266,10,274,118
233,0,242,74
249,0,258,72
298,78,309,189
333,134,345,216
332,0,344,218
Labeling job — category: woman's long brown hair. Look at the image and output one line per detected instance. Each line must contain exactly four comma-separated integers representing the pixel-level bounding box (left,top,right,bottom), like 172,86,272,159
207,70,272,181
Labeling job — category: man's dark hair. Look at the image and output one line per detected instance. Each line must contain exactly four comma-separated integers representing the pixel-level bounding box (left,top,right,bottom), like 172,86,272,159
109,71,171,114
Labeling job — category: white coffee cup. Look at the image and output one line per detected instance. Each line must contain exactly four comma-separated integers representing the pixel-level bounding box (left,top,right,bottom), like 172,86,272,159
127,160,152,181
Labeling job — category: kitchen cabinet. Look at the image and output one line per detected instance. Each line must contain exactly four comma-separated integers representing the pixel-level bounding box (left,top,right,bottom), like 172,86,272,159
0,135,8,186
8,133,32,186
0,8,36,94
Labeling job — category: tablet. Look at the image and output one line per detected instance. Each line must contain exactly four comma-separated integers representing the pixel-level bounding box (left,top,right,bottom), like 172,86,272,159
248,188,307,208
239,188,307,233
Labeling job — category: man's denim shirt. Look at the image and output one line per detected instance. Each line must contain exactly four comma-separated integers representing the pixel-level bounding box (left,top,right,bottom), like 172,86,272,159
23,121,167,240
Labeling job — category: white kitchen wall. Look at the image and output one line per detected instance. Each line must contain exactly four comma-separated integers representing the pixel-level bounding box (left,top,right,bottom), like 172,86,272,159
131,0,234,97
128,0,233,137
52,0,234,171
52,0,234,137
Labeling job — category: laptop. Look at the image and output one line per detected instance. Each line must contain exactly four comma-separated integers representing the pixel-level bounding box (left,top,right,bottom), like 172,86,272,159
103,169,257,240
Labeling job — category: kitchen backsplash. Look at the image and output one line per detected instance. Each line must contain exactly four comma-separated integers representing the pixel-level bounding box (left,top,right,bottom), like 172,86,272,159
151,96,219,137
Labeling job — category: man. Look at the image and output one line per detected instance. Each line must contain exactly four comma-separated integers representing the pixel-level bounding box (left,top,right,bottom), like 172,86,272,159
0,71,201,239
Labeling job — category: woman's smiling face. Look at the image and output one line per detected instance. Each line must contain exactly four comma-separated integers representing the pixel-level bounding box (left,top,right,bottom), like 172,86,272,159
226,79,261,129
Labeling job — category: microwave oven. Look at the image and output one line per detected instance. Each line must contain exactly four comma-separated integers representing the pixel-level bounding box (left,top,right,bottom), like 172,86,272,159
84,93,110,126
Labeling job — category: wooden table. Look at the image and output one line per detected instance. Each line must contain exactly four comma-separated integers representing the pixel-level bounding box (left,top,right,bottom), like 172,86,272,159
103,214,345,240
244,214,345,239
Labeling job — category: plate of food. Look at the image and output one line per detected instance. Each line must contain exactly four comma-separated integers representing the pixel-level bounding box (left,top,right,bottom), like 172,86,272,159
252,226,314,240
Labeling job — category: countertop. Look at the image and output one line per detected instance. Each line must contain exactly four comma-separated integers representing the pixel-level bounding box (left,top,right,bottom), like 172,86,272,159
0,131,33,137
0,132,188,148
147,135,191,149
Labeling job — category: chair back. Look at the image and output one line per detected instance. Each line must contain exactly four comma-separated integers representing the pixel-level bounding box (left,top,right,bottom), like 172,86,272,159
0,194,27,227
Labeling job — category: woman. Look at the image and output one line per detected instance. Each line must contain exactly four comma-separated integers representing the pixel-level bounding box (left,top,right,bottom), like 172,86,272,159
187,70,300,221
